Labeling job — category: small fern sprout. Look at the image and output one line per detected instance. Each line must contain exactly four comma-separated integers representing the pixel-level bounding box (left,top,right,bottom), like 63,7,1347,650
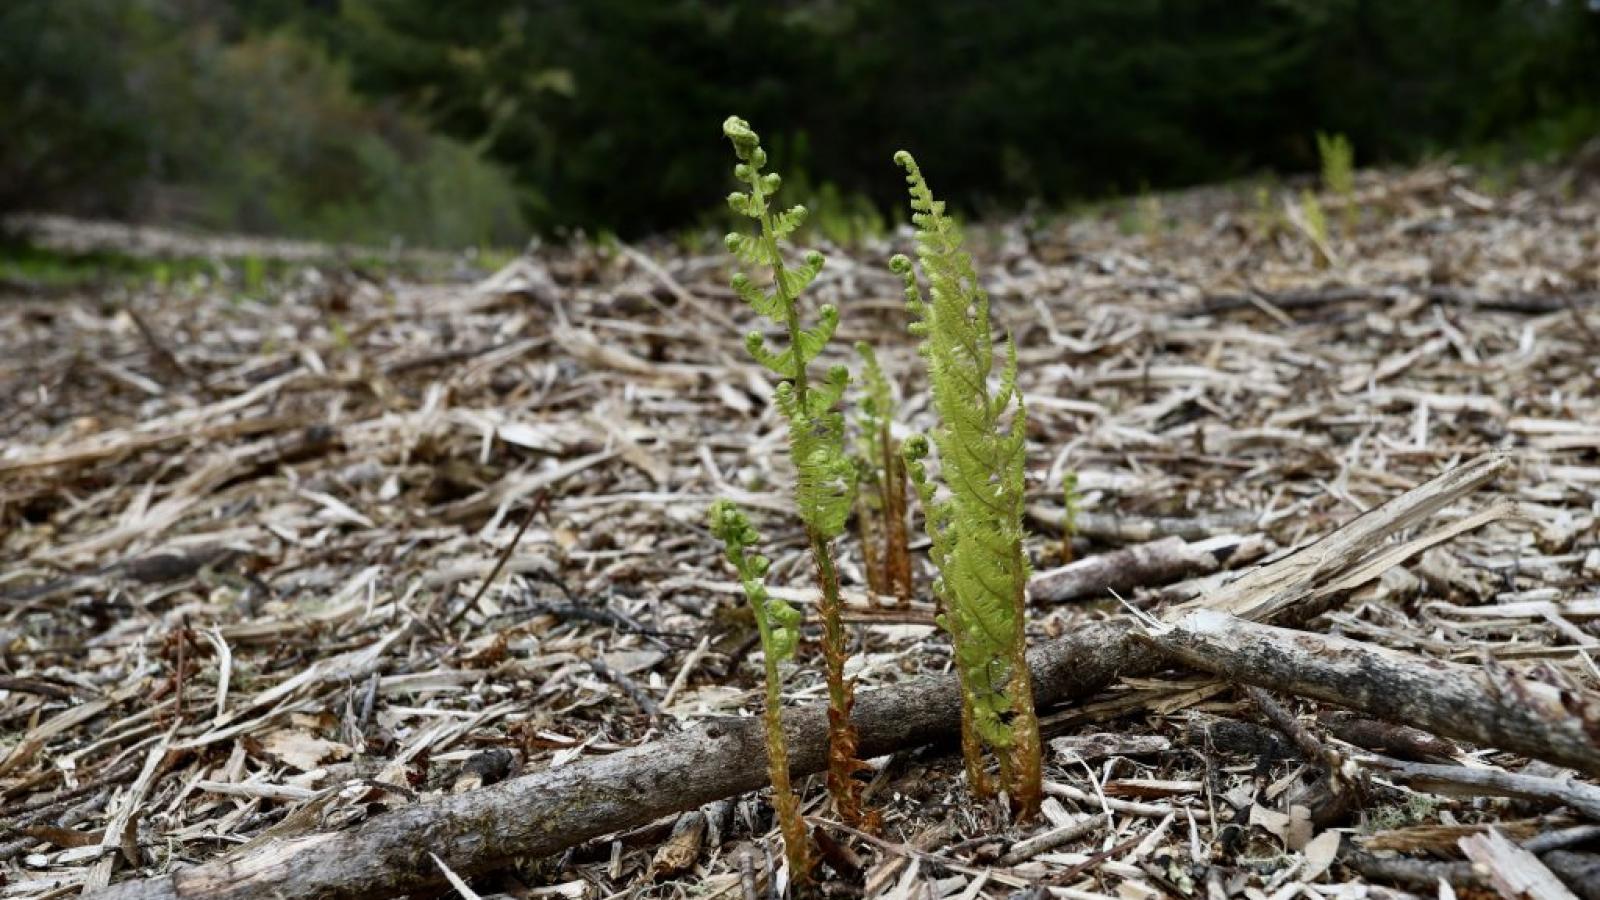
1252,184,1285,242
709,501,811,881
1060,471,1081,565
723,115,875,829
892,150,1043,819
1316,131,1356,231
853,341,913,605
1299,188,1333,268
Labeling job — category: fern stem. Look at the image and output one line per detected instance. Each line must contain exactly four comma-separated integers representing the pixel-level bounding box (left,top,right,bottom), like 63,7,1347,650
710,500,813,878
759,627,812,881
757,199,810,403
808,529,872,827
724,115,873,830
881,422,914,605
1005,536,1043,819
895,150,1044,820
954,647,995,798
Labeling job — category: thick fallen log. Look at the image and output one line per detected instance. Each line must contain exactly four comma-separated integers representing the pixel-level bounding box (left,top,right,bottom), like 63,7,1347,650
1142,611,1600,778
89,453,1511,900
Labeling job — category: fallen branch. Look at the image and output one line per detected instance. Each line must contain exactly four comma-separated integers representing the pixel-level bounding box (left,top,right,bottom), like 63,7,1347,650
1030,535,1237,605
1171,451,1510,622
1142,611,1600,778
89,621,1140,900
1461,828,1580,900
1025,505,1258,543
1363,755,1600,822
89,453,1511,900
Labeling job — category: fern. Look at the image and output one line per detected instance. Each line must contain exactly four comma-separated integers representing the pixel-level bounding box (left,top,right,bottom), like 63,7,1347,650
1252,184,1284,241
892,150,1042,818
709,501,811,880
1059,471,1080,565
723,115,874,828
1299,188,1332,268
1316,131,1356,232
1316,131,1354,194
853,342,913,604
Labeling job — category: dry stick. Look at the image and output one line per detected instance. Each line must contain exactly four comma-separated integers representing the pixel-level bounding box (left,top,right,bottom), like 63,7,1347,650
444,492,547,629
1026,505,1258,543
1172,451,1510,623
0,675,76,701
1242,685,1363,827
1043,831,1148,886
1343,827,1600,893
1142,611,1600,779
88,453,1510,900
1544,851,1600,900
1242,687,1325,767
617,243,741,332
1461,828,1581,900
1030,536,1230,605
1362,755,1600,822
997,813,1111,866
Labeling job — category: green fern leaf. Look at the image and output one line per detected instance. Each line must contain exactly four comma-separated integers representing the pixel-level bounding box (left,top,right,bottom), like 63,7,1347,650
723,116,853,538
894,150,1042,816
730,273,785,320
771,204,808,240
710,500,803,662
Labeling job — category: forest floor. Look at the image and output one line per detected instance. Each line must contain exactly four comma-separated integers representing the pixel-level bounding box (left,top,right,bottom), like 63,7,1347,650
2,159,1599,899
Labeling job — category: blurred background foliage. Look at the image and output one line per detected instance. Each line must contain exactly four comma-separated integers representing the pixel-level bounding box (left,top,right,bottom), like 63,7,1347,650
3,0,1597,245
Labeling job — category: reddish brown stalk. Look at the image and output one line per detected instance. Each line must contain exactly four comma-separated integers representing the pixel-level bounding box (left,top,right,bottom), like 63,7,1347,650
1005,538,1043,819
761,642,812,881
809,531,878,830
881,426,913,605
857,503,887,597
959,696,994,798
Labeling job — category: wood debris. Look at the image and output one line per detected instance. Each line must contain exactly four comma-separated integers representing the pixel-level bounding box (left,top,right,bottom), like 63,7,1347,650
3,158,1600,897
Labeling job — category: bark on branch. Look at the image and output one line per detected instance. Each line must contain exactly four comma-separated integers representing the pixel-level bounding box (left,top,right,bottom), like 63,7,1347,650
1142,611,1600,778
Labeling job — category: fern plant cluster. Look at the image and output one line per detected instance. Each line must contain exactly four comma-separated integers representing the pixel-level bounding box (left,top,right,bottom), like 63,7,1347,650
853,342,913,605
712,117,1047,882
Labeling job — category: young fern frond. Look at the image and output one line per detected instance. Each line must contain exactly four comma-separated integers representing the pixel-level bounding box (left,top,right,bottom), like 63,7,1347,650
1316,130,1356,232
892,150,1043,819
723,115,874,829
1299,188,1333,268
709,501,810,880
853,342,913,604
1059,471,1081,565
